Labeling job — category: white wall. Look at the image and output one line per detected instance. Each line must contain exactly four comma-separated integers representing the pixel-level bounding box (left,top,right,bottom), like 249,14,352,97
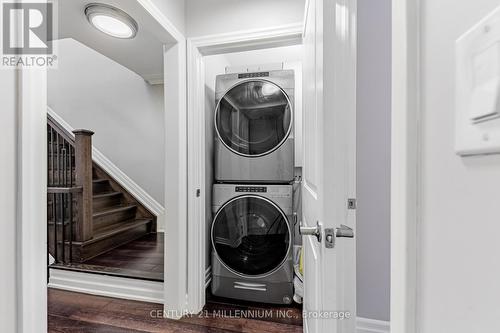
418,1,500,332
0,68,18,333
150,0,186,35
48,38,165,204
186,0,305,37
356,0,391,322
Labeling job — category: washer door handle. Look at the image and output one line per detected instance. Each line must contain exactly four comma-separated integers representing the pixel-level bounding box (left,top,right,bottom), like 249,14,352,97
233,282,267,292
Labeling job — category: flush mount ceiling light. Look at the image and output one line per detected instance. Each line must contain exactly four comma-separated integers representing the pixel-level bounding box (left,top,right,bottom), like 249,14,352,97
85,3,138,39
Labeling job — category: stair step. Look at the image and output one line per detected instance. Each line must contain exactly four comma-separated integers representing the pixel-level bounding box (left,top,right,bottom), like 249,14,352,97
92,218,152,241
92,179,111,194
66,219,153,262
93,205,137,229
93,192,123,211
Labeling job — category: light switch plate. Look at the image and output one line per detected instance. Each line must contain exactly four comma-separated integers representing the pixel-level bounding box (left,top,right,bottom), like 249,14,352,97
456,5,500,156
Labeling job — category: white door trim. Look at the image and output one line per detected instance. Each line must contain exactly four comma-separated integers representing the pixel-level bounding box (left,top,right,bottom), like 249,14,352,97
132,0,188,320
17,67,48,333
163,40,188,318
186,23,304,314
356,317,390,333
191,23,304,56
391,0,420,332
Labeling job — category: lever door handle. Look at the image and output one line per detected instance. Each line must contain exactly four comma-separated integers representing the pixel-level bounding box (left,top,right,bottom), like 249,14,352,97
299,221,322,243
336,225,354,238
324,225,354,248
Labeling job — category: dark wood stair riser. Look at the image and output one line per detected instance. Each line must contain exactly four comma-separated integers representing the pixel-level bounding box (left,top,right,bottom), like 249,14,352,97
93,206,137,230
92,179,112,194
81,221,152,261
49,220,153,263
93,192,123,211
60,220,153,262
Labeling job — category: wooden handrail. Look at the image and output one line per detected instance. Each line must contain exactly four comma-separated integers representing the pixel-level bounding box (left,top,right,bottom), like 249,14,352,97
73,129,94,242
47,114,75,145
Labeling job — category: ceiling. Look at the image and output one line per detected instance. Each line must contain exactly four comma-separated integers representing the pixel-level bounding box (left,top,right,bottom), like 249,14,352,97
56,0,177,84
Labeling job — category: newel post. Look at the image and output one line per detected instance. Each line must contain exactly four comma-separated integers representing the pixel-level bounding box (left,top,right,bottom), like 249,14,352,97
73,129,94,242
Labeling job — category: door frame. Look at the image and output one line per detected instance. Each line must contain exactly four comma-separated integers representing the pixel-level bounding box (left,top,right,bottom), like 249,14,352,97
16,65,49,333
6,5,50,332
185,22,304,313
390,0,420,332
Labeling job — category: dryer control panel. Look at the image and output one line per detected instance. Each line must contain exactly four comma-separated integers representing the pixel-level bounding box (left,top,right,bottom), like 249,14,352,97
235,186,267,193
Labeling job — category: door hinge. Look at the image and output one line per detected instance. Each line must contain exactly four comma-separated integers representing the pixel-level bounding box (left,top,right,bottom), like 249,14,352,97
196,189,201,197
347,198,357,210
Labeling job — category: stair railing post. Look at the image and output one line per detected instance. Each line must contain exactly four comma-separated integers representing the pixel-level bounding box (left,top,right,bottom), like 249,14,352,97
73,129,94,242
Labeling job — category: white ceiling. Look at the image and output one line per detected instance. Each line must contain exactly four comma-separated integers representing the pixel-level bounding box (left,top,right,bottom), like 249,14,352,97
56,0,177,84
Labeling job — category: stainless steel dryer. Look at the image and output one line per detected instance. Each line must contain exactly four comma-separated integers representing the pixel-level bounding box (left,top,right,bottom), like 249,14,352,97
211,184,294,304
214,70,295,183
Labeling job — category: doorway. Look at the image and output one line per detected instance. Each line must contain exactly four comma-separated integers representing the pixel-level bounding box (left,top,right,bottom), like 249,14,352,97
184,24,304,314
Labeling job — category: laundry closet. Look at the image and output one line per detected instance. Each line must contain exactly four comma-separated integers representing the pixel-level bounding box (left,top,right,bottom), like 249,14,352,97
203,45,304,305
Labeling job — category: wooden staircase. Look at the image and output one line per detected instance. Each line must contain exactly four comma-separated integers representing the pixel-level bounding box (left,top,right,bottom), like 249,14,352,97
47,115,156,264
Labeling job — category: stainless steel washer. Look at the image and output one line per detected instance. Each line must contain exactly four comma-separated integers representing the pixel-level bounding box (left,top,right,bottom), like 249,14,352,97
211,184,294,304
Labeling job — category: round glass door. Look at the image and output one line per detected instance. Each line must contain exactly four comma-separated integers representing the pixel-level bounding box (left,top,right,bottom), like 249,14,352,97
215,80,292,157
212,196,291,276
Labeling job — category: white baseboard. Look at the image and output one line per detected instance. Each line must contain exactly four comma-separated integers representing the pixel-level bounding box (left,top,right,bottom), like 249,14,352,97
49,268,164,304
47,107,165,231
356,317,390,333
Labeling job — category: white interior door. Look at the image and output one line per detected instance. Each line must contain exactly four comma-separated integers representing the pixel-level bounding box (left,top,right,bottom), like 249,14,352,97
301,0,357,332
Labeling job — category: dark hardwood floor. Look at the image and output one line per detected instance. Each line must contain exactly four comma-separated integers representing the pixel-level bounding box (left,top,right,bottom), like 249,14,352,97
48,289,303,333
51,233,164,281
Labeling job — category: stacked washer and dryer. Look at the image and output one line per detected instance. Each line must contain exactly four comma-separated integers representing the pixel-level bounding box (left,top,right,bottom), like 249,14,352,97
211,69,296,305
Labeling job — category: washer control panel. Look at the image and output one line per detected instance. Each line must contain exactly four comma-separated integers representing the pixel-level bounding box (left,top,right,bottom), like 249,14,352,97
237,72,269,79
232,185,292,198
